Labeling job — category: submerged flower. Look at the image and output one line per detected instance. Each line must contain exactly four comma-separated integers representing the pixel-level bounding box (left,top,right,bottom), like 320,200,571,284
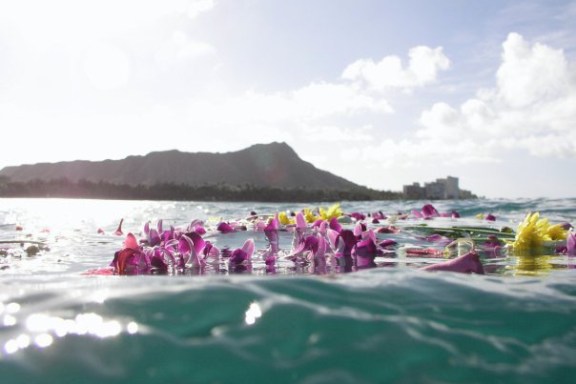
421,251,484,274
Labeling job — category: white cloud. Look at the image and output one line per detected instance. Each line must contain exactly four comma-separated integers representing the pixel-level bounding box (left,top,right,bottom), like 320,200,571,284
496,32,571,108
0,1,213,49
83,42,132,90
155,31,217,71
341,46,450,91
414,32,576,162
187,0,215,19
183,82,392,148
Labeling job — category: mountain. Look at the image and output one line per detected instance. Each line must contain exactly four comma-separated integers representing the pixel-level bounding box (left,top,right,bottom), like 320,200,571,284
0,142,363,191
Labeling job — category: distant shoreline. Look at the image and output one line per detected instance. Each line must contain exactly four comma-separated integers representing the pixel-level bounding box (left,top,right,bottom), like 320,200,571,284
0,178,405,202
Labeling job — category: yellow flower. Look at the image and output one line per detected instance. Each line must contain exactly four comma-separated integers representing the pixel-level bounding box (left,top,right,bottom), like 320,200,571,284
547,223,568,241
319,203,343,221
278,211,293,225
512,212,552,251
303,208,318,223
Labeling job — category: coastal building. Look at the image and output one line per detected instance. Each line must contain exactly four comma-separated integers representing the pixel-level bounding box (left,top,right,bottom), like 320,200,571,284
402,176,476,200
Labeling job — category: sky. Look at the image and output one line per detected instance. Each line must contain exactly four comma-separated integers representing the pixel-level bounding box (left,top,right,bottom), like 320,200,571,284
1,0,576,199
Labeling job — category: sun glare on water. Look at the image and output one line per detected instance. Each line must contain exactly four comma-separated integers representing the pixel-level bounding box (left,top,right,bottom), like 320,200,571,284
9,199,146,233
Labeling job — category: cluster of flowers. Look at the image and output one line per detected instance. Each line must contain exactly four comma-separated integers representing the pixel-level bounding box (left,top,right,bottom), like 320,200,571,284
104,204,576,276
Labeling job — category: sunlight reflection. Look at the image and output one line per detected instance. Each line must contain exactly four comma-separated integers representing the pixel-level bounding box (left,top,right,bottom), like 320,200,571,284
3,315,17,326
6,302,21,314
35,333,54,348
244,302,262,325
0,311,140,356
126,321,139,334
25,312,131,339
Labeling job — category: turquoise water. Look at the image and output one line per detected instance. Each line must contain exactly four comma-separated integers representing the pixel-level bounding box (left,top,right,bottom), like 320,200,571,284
1,198,576,383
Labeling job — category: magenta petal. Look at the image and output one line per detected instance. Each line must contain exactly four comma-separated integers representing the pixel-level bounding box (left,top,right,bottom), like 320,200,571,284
203,241,220,260
567,232,576,256
379,239,397,248
187,232,206,256
421,251,484,274
316,236,327,258
349,212,366,221
411,209,423,218
304,235,319,254
296,212,307,229
123,233,139,251
353,222,364,237
327,229,340,250
425,234,452,246
217,222,235,234
329,218,342,233
241,238,255,259
422,204,439,218
230,249,248,264
148,228,161,246
144,221,151,235
339,230,357,253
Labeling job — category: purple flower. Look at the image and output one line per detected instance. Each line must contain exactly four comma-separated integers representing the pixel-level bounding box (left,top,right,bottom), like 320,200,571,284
424,234,452,247
567,231,576,256
481,235,504,256
328,229,356,272
348,212,366,221
422,204,440,218
353,230,378,268
203,241,220,262
188,219,206,235
328,217,342,233
229,239,255,265
111,233,147,275
217,222,235,234
289,234,327,272
178,232,206,268
264,218,280,265
372,211,386,220
379,239,397,248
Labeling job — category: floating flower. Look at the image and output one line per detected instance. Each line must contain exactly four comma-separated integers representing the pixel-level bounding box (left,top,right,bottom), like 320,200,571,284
278,211,293,225
114,218,124,236
353,230,378,268
567,231,576,256
348,212,366,221
111,233,146,275
547,223,569,241
229,239,255,265
177,232,206,268
512,212,567,252
216,222,235,234
319,203,343,221
264,217,280,266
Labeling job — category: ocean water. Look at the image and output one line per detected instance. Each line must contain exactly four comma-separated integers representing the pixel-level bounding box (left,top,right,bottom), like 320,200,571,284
1,197,576,383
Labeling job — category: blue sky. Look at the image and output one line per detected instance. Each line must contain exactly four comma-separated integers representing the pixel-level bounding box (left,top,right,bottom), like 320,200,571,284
1,0,575,198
